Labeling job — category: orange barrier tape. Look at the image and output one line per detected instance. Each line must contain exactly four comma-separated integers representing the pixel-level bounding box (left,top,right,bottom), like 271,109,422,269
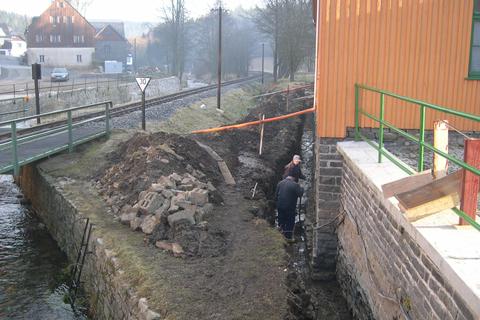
192,107,315,134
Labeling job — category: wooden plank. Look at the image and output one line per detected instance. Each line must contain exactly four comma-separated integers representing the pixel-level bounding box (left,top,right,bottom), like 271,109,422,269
218,161,236,186
460,139,480,225
433,120,449,178
382,170,434,198
395,170,463,220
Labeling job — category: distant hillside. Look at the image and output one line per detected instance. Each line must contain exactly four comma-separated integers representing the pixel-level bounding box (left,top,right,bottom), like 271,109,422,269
0,11,30,35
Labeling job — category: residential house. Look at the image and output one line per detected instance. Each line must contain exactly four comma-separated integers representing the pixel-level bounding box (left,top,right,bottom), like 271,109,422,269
0,23,27,57
25,0,96,67
91,22,130,68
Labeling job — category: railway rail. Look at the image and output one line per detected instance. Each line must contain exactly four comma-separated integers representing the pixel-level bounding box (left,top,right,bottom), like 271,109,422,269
0,76,260,143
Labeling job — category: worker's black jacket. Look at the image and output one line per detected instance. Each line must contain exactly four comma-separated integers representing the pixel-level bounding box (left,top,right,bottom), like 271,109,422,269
283,164,306,183
275,178,304,210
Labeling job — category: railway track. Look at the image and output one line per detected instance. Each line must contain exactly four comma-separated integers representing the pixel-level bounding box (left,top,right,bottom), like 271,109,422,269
0,76,260,142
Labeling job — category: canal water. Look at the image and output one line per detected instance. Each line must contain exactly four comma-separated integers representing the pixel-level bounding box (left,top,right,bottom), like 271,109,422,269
0,175,87,319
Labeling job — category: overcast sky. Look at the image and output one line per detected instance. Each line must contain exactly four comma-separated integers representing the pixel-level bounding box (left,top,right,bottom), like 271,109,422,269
1,0,264,22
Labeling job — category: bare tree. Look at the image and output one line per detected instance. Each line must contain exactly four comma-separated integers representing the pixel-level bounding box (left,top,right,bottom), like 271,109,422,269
253,0,280,81
254,0,314,81
161,0,187,83
69,0,95,17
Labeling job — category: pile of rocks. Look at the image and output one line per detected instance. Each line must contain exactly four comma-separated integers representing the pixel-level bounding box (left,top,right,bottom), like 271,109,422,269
118,172,216,255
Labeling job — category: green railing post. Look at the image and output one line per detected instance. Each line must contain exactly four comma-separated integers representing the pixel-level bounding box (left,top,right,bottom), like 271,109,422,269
418,105,426,172
105,102,111,138
11,121,19,176
378,93,385,163
355,84,360,141
68,110,73,152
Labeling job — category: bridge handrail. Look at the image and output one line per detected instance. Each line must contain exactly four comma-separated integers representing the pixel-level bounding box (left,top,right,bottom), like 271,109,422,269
0,101,111,127
354,84,480,231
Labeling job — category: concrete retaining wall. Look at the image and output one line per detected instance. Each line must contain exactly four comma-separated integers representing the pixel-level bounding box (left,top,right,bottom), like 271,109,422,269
335,142,478,320
16,164,159,320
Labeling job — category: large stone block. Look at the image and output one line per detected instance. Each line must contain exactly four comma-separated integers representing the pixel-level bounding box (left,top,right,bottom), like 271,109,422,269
167,209,196,227
187,188,209,206
141,215,160,235
138,192,165,215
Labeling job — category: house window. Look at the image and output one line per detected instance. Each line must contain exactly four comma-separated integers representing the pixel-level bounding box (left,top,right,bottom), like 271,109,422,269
73,35,85,43
72,16,75,24
77,54,82,63
50,16,54,23
469,0,480,78
63,16,67,23
67,16,72,24
39,55,45,63
49,35,61,43
59,2,64,8
56,16,61,24
35,34,44,42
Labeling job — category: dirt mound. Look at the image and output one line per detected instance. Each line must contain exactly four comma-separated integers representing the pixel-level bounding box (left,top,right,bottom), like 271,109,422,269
97,131,222,211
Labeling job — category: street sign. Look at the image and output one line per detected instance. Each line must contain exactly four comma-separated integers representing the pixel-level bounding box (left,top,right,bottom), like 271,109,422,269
135,77,151,93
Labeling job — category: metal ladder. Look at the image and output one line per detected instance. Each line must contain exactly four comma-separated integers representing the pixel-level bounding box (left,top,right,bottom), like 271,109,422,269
69,217,93,306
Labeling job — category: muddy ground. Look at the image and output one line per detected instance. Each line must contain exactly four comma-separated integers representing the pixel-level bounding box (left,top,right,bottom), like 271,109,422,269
36,83,353,319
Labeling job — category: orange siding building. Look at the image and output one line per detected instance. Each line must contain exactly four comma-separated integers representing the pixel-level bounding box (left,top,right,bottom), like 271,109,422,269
314,0,480,138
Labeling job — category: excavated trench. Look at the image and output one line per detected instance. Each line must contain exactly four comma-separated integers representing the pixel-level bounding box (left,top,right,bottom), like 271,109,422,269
195,93,352,319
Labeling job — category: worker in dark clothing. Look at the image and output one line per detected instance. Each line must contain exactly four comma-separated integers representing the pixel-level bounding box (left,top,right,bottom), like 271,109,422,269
283,155,305,183
275,176,304,240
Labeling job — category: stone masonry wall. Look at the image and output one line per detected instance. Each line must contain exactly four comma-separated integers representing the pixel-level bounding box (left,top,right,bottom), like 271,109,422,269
336,147,476,320
313,137,343,277
16,165,160,320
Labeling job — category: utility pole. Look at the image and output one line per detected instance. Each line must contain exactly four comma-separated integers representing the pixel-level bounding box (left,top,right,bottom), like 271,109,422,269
261,43,265,84
133,38,137,74
217,5,222,109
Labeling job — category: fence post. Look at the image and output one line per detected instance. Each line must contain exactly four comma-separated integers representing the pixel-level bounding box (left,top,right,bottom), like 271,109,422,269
378,93,385,163
105,102,111,137
354,84,360,141
11,121,19,176
57,82,60,100
459,139,480,226
418,105,426,172
68,110,73,152
13,84,16,104
433,120,449,178
71,79,75,96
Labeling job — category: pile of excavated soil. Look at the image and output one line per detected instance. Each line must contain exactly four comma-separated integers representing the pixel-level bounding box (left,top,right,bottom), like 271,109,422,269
96,131,223,212
95,132,227,258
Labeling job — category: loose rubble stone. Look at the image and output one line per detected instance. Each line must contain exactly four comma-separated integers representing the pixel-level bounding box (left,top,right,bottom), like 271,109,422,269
120,212,137,225
157,176,175,189
167,210,196,227
160,158,169,164
130,216,144,231
150,184,164,192
155,241,172,251
169,173,183,183
188,188,209,206
145,310,161,320
138,192,165,215
168,204,180,214
207,182,216,192
141,215,160,235
172,243,184,255
178,184,194,191
154,199,171,218
162,189,174,199
195,203,214,223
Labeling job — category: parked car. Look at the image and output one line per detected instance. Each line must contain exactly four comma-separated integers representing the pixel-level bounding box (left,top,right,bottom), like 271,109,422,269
50,68,69,82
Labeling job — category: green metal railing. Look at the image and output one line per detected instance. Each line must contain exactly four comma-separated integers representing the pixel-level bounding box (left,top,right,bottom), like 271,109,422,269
354,84,480,231
0,101,112,175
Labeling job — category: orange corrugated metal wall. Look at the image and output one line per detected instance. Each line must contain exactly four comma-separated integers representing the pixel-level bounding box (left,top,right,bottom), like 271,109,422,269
314,0,480,138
